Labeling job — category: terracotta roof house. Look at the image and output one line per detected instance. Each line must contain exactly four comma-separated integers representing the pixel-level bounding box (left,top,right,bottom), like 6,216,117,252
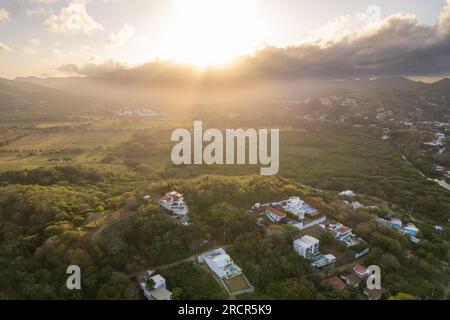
341,272,365,287
323,276,346,290
265,207,287,223
353,264,369,277
159,191,189,217
364,287,388,300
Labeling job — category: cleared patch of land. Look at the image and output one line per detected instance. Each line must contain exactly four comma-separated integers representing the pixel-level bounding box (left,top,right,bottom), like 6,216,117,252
5,130,133,151
224,274,253,294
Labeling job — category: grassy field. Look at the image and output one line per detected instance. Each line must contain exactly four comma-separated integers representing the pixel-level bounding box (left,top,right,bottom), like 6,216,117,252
4,130,133,151
0,128,135,171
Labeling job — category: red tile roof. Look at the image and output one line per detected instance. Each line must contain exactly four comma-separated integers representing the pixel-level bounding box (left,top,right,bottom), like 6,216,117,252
342,272,365,286
364,287,388,300
265,207,287,218
338,226,352,234
353,264,367,276
323,276,346,290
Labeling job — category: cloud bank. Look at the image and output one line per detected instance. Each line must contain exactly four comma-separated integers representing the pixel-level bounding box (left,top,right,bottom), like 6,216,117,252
60,1,450,81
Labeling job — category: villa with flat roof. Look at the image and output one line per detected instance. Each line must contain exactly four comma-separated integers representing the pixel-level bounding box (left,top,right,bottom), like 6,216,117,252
139,270,172,301
251,196,326,230
160,191,189,217
278,196,318,219
293,235,320,259
200,248,242,280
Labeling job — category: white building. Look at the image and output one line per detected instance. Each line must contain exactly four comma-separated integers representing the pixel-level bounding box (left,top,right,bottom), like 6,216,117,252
140,271,172,301
252,197,325,230
325,222,353,240
160,191,189,216
339,190,355,197
351,201,363,210
293,235,320,259
277,196,317,219
311,253,336,269
200,248,241,280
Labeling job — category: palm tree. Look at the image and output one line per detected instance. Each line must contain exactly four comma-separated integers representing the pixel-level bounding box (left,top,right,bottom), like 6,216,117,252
145,278,156,290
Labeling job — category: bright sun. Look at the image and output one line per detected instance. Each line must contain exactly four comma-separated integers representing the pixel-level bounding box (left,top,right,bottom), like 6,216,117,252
160,0,260,67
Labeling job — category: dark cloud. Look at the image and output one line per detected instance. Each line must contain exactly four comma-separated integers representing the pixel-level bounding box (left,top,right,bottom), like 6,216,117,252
57,63,79,74
60,1,450,82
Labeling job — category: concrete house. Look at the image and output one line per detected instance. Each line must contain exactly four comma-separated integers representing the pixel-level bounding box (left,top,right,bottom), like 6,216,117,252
293,235,320,259
140,271,172,301
160,191,189,216
200,248,242,280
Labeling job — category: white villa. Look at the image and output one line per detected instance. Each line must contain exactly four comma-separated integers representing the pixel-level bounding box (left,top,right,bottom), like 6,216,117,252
294,235,336,269
277,196,318,219
252,196,325,230
321,222,369,258
199,248,242,280
140,271,172,301
339,190,356,197
293,235,320,259
323,222,353,240
160,191,189,216
311,253,336,269
377,218,420,236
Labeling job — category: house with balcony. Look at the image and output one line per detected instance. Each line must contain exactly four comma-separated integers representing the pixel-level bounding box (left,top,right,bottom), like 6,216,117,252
160,191,189,216
311,253,336,269
293,235,320,259
139,270,172,301
251,196,325,230
265,207,287,223
321,221,369,258
341,264,370,287
377,218,420,237
324,222,353,240
200,248,242,280
278,196,318,219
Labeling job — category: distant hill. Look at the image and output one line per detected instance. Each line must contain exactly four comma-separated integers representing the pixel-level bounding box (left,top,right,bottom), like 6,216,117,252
15,76,183,105
416,78,450,97
15,75,422,103
330,77,421,92
0,78,103,123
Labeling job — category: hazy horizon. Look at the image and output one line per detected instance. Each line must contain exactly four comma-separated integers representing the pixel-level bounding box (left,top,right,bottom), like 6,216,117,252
1,0,450,82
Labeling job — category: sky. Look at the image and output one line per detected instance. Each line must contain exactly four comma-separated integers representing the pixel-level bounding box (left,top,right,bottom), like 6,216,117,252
0,0,449,79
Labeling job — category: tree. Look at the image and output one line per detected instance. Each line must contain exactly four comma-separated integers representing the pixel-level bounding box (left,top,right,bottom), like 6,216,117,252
388,292,418,300
145,278,156,291
172,287,183,300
